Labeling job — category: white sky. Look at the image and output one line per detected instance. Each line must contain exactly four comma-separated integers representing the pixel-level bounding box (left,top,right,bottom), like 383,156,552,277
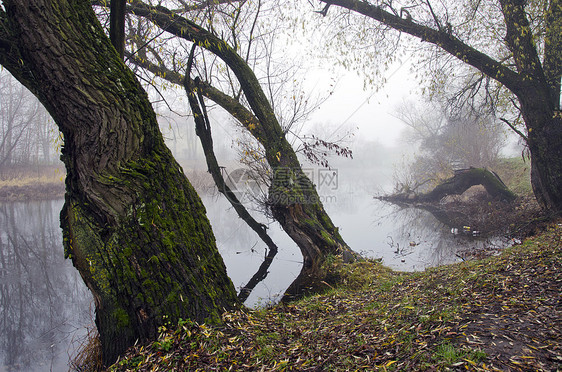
299,60,419,147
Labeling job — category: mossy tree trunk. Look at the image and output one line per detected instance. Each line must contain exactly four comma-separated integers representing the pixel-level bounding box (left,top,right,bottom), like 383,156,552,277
0,0,239,366
126,2,359,299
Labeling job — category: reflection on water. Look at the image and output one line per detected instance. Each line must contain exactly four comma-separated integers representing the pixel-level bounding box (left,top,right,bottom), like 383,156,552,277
202,188,511,304
325,190,510,271
0,190,511,370
0,200,92,372
201,193,302,307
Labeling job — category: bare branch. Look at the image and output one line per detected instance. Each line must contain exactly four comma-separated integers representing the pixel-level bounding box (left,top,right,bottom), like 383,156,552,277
425,0,442,31
314,2,331,17
500,117,528,141
184,45,279,303
320,0,525,97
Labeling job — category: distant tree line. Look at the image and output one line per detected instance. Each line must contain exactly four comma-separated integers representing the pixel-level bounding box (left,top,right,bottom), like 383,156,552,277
0,70,59,173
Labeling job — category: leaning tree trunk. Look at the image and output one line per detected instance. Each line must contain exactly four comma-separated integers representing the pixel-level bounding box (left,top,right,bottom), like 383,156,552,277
184,72,351,299
183,73,350,299
124,2,359,299
419,168,517,202
0,0,239,366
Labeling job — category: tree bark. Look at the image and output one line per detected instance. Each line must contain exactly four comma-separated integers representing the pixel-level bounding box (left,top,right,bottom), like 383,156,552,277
524,111,562,213
0,0,238,366
123,3,359,299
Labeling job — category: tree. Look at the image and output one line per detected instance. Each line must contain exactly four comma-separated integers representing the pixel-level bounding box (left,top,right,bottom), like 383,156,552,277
394,99,506,193
110,0,127,59
388,167,517,202
111,0,359,298
318,0,562,214
0,0,239,365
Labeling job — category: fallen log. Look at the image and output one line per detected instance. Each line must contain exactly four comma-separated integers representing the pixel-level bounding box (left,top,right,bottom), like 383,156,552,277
419,167,517,202
381,168,517,204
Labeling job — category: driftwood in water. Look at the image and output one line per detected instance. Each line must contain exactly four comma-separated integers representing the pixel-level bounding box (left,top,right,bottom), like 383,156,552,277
384,168,516,203
377,168,533,237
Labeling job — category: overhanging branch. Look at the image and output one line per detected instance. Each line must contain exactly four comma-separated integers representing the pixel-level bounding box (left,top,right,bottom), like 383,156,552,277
92,0,242,13
125,51,265,140
320,0,525,97
184,47,279,303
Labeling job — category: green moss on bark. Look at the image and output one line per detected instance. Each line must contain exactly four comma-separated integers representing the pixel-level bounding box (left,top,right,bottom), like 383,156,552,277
63,146,239,364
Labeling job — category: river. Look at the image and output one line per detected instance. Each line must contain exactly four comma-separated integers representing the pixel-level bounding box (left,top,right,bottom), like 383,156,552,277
0,189,511,371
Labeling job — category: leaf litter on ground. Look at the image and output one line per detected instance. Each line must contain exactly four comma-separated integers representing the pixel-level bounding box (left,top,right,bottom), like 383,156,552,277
109,220,561,371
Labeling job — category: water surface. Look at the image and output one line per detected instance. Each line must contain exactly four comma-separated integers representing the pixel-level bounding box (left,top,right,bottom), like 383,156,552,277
0,191,510,370
0,200,92,372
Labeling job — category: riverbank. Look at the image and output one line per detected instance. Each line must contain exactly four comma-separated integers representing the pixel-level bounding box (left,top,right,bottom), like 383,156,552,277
0,164,217,202
0,165,65,201
378,158,544,239
107,220,561,371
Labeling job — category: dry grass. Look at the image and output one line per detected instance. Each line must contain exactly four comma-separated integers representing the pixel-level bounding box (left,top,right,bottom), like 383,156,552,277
69,326,103,372
0,173,64,187
0,165,65,200
0,164,64,182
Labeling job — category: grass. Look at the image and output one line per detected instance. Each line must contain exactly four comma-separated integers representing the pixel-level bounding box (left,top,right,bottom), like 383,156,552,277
0,164,64,182
104,220,561,372
69,326,103,372
491,157,532,196
0,165,65,200
431,342,487,367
